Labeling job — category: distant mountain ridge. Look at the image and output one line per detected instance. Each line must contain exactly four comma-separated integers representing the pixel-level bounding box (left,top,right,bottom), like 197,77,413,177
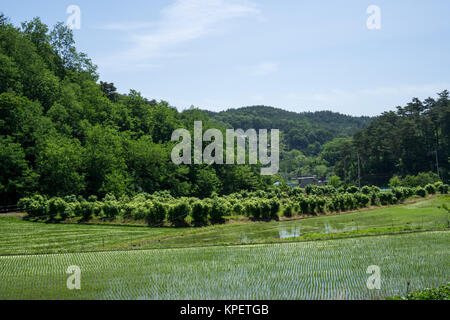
204,105,371,155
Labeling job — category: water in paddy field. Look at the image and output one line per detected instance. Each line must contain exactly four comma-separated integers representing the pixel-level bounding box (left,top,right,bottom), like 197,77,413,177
240,235,248,243
324,223,356,234
279,228,301,239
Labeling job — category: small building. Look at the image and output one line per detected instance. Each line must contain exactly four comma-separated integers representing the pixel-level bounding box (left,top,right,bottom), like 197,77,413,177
297,176,317,188
296,176,327,188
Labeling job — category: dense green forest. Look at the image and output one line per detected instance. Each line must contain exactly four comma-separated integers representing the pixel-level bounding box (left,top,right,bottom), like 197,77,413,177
0,15,275,205
0,14,448,205
205,98,449,184
205,106,371,179
206,107,371,155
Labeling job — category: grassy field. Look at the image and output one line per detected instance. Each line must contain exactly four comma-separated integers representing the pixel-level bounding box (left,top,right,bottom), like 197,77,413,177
0,215,190,255
0,196,448,300
137,195,450,249
0,195,448,254
0,231,448,299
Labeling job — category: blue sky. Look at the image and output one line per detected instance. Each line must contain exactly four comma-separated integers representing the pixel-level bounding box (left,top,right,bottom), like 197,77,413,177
2,0,450,116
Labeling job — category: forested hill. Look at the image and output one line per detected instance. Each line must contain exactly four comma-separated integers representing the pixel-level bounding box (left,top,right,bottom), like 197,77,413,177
0,15,276,205
205,106,371,155
0,13,448,206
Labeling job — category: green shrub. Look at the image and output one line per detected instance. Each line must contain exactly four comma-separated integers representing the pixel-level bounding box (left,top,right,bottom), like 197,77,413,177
401,172,440,187
437,183,449,194
347,186,359,194
315,196,326,213
325,198,334,212
425,184,436,195
304,185,314,195
392,187,406,201
232,202,243,215
361,186,371,194
415,187,427,198
61,202,76,220
283,204,293,217
369,192,379,206
355,193,370,207
379,191,395,205
132,205,149,220
210,199,228,223
391,282,450,300
168,201,191,226
259,200,272,219
102,201,120,218
64,195,78,203
103,193,117,201
74,201,100,220
18,195,47,217
87,195,97,202
269,199,280,219
191,201,209,226
327,175,341,188
298,196,310,214
47,197,67,219
371,186,381,193
343,193,357,210
389,175,402,188
149,201,168,225
329,195,343,212
122,203,136,219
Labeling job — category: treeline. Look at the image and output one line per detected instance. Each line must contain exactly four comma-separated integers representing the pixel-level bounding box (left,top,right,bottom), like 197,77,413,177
0,15,273,205
321,93,450,185
18,182,448,226
204,96,449,186
205,107,372,179
206,107,371,156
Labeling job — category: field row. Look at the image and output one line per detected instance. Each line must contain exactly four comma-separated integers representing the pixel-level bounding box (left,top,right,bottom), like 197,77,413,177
0,196,448,254
0,231,448,299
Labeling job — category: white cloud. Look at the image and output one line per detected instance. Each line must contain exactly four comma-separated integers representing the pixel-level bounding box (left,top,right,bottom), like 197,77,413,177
101,0,260,69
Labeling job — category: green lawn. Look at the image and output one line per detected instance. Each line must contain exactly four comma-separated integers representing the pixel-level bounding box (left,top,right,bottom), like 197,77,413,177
0,216,190,254
141,195,449,249
0,231,448,299
0,195,448,254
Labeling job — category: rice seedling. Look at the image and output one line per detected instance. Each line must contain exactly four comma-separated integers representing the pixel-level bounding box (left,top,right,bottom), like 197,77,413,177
0,231,448,300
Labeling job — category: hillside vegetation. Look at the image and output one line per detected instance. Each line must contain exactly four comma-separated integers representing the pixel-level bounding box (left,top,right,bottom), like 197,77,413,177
0,13,448,207
206,106,371,155
0,15,274,205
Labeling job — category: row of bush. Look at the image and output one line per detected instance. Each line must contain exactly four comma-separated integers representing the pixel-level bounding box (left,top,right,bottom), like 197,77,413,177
18,183,447,226
302,182,448,197
283,184,447,217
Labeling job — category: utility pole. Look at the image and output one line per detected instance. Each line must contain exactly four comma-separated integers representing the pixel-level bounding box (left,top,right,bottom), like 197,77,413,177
357,152,361,190
434,149,440,179
343,158,347,184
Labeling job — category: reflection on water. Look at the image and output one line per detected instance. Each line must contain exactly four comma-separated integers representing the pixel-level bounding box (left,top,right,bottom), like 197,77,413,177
279,228,300,239
324,223,338,234
324,223,356,234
